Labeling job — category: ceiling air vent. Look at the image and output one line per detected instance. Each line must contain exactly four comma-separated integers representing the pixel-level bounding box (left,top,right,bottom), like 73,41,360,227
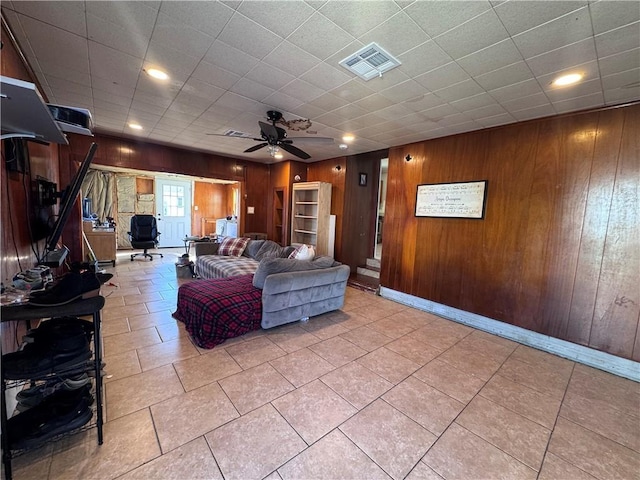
339,42,401,81
223,129,249,137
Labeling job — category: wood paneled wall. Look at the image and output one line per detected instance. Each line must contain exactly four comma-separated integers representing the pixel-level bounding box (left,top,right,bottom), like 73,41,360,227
307,159,346,261
381,104,640,361
193,182,233,236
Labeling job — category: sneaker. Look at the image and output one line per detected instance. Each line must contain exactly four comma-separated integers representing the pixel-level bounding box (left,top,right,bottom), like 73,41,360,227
16,373,91,410
28,272,100,306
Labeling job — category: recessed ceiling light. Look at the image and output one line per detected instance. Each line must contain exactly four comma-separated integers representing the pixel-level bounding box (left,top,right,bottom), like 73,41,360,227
128,123,143,130
552,73,583,86
339,144,348,150
342,134,355,143
145,68,169,80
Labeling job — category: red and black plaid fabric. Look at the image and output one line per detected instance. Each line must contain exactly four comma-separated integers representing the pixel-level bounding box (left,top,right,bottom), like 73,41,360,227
173,274,262,349
217,236,250,256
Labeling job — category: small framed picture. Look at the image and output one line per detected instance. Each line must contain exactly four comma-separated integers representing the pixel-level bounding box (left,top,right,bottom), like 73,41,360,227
359,173,367,186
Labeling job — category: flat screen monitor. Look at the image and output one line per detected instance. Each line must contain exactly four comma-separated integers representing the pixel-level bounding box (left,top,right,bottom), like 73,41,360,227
40,142,98,265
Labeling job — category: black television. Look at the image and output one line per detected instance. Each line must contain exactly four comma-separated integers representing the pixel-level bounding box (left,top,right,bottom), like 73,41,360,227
40,142,98,266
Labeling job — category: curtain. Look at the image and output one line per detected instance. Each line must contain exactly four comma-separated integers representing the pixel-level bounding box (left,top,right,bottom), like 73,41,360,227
81,169,115,223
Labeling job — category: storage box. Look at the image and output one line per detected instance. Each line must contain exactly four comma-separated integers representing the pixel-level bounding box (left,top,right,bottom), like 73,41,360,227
175,262,194,279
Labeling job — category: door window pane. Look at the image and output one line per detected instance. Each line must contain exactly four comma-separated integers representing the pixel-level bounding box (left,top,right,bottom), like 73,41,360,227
162,184,185,217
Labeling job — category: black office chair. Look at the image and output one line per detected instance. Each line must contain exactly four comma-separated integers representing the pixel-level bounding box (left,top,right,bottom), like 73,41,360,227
128,215,163,261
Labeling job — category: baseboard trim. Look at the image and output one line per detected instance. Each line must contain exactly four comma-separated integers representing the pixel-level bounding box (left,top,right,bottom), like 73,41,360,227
379,287,640,382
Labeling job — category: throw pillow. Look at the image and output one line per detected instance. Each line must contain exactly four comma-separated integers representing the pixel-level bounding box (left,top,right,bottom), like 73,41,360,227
218,237,250,257
288,244,315,261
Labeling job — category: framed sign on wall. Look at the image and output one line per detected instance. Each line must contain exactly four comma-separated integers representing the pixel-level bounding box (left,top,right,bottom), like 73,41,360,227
415,180,488,219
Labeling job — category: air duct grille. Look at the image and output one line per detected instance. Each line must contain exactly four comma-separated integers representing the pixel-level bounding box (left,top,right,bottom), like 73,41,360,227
339,42,401,81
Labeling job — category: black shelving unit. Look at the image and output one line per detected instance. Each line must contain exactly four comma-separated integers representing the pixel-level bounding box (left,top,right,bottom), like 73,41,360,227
1,296,105,480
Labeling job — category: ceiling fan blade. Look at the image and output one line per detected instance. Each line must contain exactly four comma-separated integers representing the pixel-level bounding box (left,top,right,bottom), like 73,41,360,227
288,136,334,145
259,121,280,142
279,142,311,160
244,143,268,153
206,133,263,141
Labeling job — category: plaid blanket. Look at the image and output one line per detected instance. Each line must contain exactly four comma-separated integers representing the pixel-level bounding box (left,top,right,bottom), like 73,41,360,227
195,255,259,279
173,274,262,349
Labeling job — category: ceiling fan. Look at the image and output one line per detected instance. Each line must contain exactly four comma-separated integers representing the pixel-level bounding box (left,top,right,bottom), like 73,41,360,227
208,110,333,160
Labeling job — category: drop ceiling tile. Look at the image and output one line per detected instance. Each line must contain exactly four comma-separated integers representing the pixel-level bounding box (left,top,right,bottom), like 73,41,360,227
237,1,315,38
494,1,587,37
159,1,233,37
601,68,640,91
126,110,162,126
500,92,552,112
354,94,396,113
290,103,327,121
246,63,296,91
435,112,475,127
415,62,471,91
434,79,485,103
358,12,431,57
525,38,597,77
329,80,377,103
378,103,421,121
489,78,545,103
262,91,305,114
456,39,525,77
280,79,324,103
464,103,508,120
589,0,640,35
319,1,401,38
474,112,516,128
44,75,93,98
91,77,136,99
308,92,346,112
10,0,86,36
135,75,184,99
287,12,356,61
145,39,202,77
335,112,387,131
166,100,209,118
536,61,600,90
92,89,133,107
161,109,199,123
215,92,264,115
86,13,150,58
89,41,143,87
191,61,241,90
604,85,640,104
230,77,276,102
133,88,174,109
512,6,594,59
598,48,640,77
16,15,90,74
401,93,447,112
218,14,284,60
404,0,493,38
262,41,321,77
315,111,347,127
398,40,454,77
380,79,430,103
434,9,510,60
545,78,602,102
329,103,370,123
150,13,215,59
553,91,604,113
203,40,260,76
53,92,94,110
420,103,460,121
181,78,226,103
451,92,498,112
594,22,640,58
510,103,557,121
300,63,352,92
474,61,534,91
349,68,411,94
130,99,168,117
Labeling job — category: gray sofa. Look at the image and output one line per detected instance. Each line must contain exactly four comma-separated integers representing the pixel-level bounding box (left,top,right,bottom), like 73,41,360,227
194,239,350,329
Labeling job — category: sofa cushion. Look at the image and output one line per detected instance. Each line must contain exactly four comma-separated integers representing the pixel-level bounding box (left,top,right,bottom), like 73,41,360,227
218,236,250,257
253,255,337,289
243,239,265,259
254,240,287,261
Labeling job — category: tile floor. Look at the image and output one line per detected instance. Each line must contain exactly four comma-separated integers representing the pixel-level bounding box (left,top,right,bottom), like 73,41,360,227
10,248,640,480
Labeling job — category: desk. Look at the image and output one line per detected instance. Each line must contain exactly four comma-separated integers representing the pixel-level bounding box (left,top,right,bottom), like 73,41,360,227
84,227,116,266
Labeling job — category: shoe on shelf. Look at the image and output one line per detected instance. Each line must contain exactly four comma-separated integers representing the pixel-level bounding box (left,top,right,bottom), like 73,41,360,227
16,373,91,411
24,317,94,345
8,385,94,450
28,271,100,306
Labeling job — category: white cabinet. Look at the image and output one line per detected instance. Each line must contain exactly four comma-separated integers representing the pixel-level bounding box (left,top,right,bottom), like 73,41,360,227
291,182,332,256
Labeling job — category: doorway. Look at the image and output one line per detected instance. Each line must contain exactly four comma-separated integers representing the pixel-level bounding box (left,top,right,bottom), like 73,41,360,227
155,178,192,247
374,158,388,260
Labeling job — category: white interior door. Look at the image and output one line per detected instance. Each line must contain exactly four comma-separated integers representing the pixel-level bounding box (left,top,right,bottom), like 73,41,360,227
155,178,191,247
